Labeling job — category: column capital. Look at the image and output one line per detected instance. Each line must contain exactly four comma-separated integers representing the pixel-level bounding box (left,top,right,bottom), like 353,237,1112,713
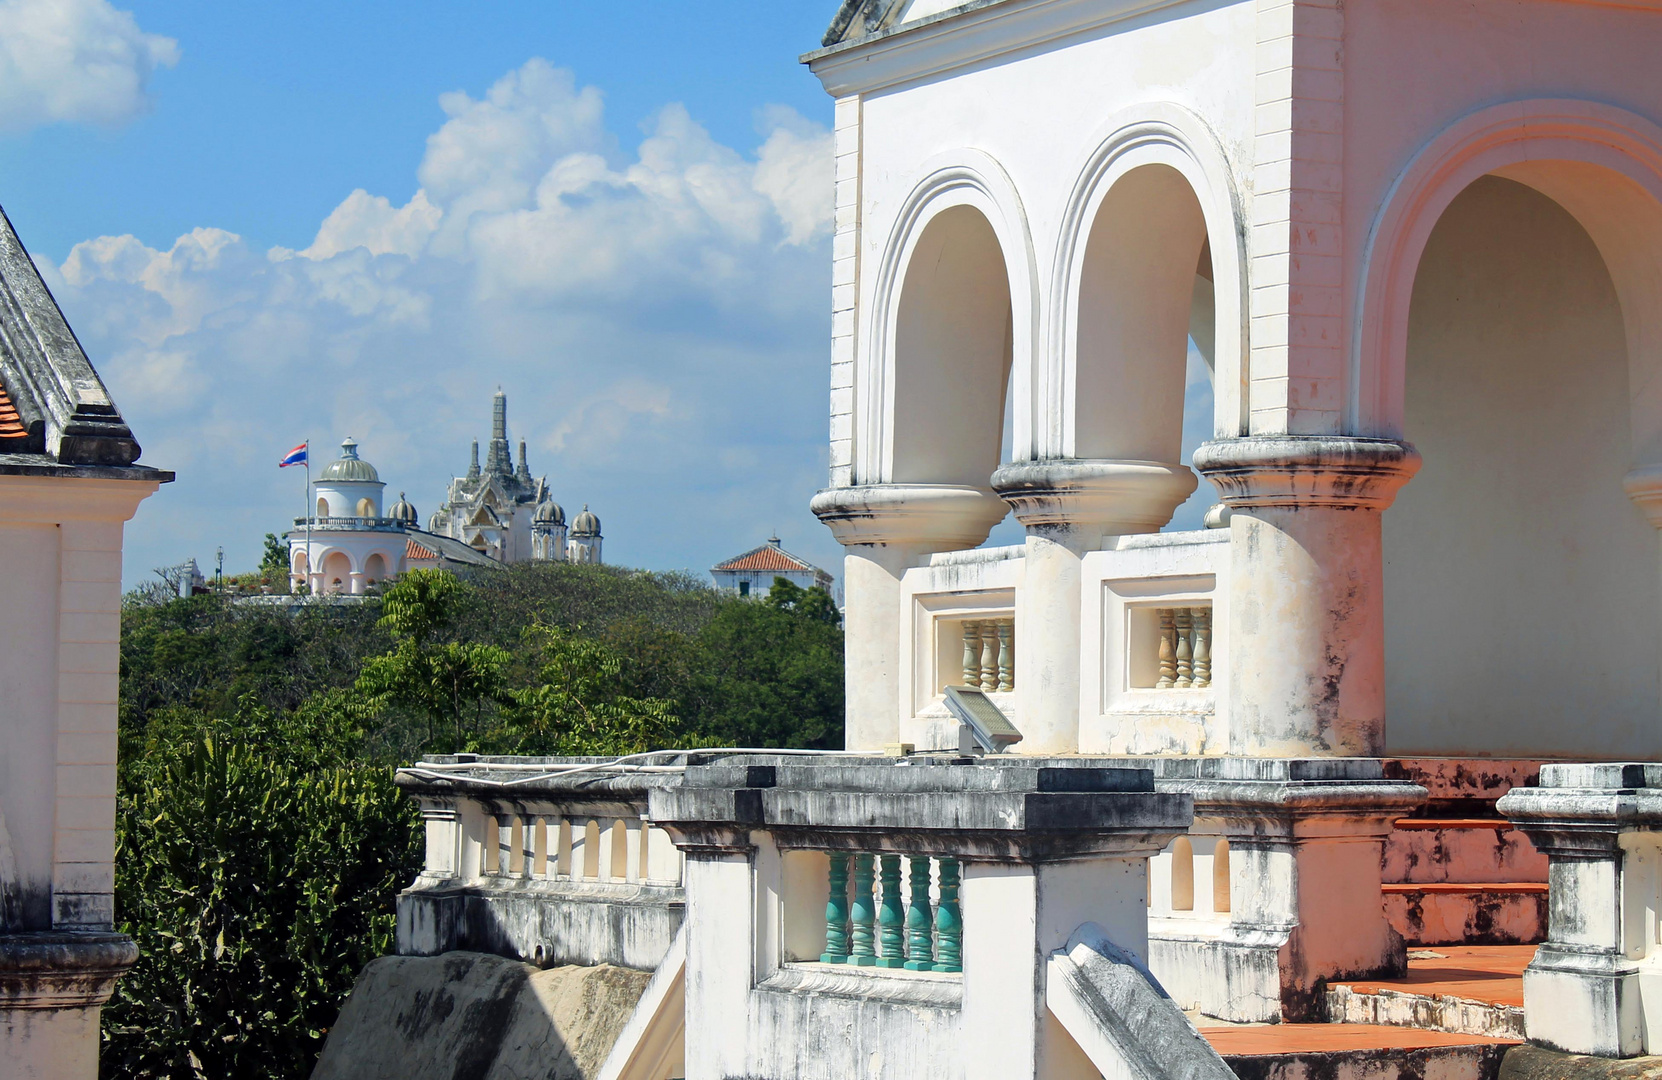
0,932,137,1009
1193,436,1421,511
810,483,1007,550
989,459,1197,538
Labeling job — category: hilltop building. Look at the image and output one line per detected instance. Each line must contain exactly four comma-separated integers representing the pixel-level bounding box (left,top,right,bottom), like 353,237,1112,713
287,439,499,594
427,390,602,565
711,536,833,599
0,204,169,1076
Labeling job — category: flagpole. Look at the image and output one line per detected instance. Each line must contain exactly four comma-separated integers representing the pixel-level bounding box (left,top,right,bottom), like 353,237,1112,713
304,439,311,595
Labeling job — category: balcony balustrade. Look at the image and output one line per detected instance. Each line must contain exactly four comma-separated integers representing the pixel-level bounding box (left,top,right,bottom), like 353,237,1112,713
1154,606,1212,690
957,618,1014,693
818,852,962,972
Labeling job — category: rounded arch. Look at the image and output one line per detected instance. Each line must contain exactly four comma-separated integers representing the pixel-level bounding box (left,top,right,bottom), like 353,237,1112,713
862,150,1039,485
356,497,376,518
1355,99,1662,454
363,552,389,583
1051,104,1249,454
291,549,308,575
1169,835,1195,912
317,496,329,518
320,549,353,594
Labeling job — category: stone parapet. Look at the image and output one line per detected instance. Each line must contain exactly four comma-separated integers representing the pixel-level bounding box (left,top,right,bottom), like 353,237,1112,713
1499,764,1662,1058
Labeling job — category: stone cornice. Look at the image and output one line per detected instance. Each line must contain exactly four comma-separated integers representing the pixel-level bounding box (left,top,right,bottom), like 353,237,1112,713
1192,436,1421,511
803,0,1191,98
0,471,168,524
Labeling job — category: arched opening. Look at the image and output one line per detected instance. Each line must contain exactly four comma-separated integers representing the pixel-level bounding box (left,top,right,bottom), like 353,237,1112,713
1384,174,1661,757
609,820,629,881
317,497,329,519
1169,836,1194,911
356,497,376,518
1072,164,1214,530
322,551,351,596
363,553,388,585
890,204,1012,490
1212,839,1230,914
291,550,307,576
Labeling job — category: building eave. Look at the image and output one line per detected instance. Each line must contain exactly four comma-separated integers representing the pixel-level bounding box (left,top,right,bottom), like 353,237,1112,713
802,0,1197,98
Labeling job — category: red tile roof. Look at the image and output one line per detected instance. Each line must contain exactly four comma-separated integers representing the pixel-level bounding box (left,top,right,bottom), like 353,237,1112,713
406,538,437,560
715,544,817,573
0,380,25,443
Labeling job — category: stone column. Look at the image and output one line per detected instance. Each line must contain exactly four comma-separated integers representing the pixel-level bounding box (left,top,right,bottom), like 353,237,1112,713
1499,763,1662,1058
348,571,366,595
991,461,1196,754
811,484,1007,751
1192,437,1420,757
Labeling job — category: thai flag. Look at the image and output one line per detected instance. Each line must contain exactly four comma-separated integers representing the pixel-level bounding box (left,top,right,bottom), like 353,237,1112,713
278,443,308,468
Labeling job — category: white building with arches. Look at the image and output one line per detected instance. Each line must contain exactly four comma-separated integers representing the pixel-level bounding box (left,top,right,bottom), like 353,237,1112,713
799,0,1662,1058
288,439,496,595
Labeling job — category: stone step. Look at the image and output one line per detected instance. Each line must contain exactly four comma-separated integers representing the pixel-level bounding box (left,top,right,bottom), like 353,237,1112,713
1382,881,1546,946
1383,818,1547,885
1202,1023,1517,1080
1327,944,1531,1039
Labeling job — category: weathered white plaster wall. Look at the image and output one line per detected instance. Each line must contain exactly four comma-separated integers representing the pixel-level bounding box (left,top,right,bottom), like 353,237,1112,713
0,523,59,929
1384,177,1661,758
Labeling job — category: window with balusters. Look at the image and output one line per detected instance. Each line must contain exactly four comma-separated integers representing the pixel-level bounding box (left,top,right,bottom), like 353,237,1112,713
1128,603,1213,690
943,616,1014,694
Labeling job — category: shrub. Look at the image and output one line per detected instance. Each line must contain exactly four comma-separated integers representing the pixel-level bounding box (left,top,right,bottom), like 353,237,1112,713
101,700,420,1079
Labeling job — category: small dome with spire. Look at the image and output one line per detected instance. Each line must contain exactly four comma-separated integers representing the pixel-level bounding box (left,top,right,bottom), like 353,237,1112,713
318,437,381,483
534,499,565,525
571,505,601,536
389,492,418,524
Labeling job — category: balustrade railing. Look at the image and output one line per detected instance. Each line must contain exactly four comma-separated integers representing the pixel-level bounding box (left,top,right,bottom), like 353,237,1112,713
473,809,682,887
818,852,962,973
958,618,1014,693
1154,606,1211,689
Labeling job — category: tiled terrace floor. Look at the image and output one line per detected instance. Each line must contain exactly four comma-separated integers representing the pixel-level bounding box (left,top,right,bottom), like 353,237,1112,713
1199,1023,1517,1053
1334,944,1535,1008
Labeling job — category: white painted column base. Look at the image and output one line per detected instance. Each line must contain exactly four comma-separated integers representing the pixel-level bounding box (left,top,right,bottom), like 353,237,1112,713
0,933,137,1080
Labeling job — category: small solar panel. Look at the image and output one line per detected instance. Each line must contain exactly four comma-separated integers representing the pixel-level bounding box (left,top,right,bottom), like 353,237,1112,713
944,686,1023,754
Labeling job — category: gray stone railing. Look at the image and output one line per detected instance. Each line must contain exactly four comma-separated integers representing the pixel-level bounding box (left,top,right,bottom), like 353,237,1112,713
392,758,691,971
645,757,1195,1078
291,515,409,531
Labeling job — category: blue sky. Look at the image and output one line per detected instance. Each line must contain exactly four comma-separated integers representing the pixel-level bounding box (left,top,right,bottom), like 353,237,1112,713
0,0,1215,588
0,0,848,588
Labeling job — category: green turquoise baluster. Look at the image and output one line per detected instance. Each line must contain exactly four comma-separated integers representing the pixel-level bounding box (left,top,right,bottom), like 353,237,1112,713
849,853,877,966
876,855,905,968
933,857,962,973
820,852,850,964
903,856,935,971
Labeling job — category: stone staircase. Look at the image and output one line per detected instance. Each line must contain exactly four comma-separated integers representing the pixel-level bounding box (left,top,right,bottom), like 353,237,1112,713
1379,759,1548,948
1197,760,1551,1080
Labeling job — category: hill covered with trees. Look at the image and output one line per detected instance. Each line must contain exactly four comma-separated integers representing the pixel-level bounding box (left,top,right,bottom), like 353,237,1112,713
103,563,843,1079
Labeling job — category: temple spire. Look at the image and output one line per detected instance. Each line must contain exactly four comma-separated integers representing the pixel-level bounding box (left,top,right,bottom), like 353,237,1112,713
485,388,511,475
467,439,480,482
516,438,530,482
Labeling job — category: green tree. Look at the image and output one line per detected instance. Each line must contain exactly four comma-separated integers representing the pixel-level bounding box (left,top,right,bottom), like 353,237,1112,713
259,533,288,576
102,698,419,1079
354,570,510,750
490,625,682,755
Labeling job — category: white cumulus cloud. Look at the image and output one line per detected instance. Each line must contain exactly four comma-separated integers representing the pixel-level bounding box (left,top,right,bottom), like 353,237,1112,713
45,59,840,585
0,0,178,132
